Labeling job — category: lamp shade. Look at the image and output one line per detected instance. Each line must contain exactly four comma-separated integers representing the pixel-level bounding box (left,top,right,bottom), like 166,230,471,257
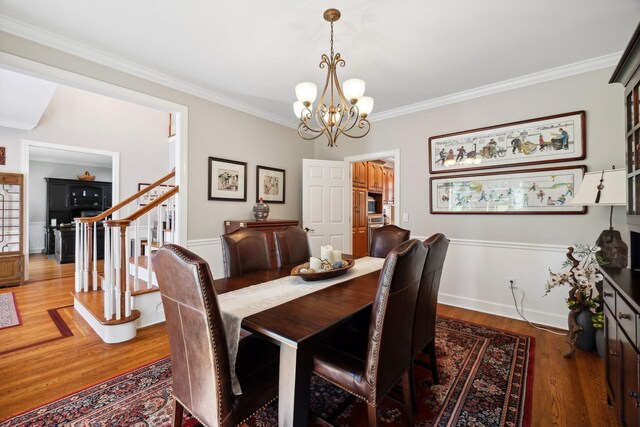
570,169,626,206
343,79,365,101
295,82,317,104
293,101,307,119
358,96,374,117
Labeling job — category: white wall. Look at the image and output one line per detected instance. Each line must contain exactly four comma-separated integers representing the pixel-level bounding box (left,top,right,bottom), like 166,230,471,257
0,126,26,172
28,160,111,253
315,67,626,328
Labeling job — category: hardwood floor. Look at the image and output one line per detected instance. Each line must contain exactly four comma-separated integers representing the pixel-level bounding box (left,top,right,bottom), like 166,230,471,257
0,254,617,425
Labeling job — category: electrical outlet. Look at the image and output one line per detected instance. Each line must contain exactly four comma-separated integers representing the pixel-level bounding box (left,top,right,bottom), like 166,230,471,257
508,279,517,289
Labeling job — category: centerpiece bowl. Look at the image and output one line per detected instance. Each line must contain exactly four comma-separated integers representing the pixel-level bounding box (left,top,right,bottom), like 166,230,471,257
291,259,354,281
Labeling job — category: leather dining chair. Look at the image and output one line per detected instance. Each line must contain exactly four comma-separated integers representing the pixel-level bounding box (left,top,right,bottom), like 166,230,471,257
152,244,280,427
369,224,411,258
273,226,311,267
412,233,449,387
312,239,427,427
221,228,271,277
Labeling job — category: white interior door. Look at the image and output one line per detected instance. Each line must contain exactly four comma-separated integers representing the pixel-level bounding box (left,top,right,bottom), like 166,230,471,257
302,159,350,257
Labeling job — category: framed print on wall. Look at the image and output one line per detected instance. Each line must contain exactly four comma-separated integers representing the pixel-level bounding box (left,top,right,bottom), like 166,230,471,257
256,165,285,203
430,165,586,214
208,157,247,201
428,111,586,174
138,183,175,206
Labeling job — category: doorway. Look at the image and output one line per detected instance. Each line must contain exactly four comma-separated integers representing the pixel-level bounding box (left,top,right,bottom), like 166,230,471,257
344,150,401,257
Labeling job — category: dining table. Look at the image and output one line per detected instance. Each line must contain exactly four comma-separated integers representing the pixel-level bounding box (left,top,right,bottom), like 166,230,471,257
213,256,384,427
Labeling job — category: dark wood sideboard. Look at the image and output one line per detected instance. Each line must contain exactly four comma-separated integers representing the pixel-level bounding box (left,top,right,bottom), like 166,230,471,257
600,268,640,427
606,20,640,427
223,219,299,268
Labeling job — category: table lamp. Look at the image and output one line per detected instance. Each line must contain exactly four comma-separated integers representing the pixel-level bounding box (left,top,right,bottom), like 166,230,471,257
571,168,628,267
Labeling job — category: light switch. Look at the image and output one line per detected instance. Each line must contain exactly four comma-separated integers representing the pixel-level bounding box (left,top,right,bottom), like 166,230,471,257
402,213,409,222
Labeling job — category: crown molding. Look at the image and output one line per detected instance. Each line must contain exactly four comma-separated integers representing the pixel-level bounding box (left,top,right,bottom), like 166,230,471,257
0,16,298,129
1,16,621,128
369,52,622,122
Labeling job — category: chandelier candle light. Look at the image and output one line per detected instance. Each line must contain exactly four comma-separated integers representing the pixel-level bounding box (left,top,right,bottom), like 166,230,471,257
293,8,373,147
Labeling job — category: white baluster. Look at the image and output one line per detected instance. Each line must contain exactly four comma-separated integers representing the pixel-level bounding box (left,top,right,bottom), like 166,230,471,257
170,195,175,244
74,219,81,292
114,226,121,321
92,223,98,291
158,204,164,247
147,213,152,289
125,226,131,317
83,223,89,292
134,220,139,292
103,225,111,320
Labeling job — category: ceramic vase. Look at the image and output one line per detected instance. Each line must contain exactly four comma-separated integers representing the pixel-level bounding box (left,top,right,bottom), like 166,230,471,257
574,309,596,351
253,198,269,221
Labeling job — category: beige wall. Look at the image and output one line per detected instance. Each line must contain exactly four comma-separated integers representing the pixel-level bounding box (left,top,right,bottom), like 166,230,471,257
0,31,312,241
315,67,627,246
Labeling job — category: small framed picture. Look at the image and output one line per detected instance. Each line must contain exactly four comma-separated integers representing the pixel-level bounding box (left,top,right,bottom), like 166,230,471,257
256,165,285,203
208,157,247,201
137,183,175,206
430,165,586,214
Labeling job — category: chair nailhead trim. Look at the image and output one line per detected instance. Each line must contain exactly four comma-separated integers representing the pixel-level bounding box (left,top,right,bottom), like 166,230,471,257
312,371,376,407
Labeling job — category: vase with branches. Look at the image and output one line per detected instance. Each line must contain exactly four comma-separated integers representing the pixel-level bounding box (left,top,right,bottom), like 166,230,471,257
545,244,603,358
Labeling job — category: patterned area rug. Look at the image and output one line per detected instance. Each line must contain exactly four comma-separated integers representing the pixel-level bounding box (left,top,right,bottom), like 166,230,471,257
0,317,533,427
0,292,21,330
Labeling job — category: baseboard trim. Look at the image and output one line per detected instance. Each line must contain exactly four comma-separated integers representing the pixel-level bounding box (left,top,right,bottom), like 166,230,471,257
438,291,568,330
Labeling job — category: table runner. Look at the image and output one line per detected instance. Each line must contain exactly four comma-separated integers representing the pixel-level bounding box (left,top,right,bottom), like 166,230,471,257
218,256,385,394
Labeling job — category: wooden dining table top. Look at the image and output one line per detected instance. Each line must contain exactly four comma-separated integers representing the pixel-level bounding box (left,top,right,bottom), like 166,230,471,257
212,260,381,346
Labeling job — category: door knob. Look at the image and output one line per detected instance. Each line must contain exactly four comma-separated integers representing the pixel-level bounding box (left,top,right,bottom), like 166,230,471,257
618,312,631,320
304,227,315,232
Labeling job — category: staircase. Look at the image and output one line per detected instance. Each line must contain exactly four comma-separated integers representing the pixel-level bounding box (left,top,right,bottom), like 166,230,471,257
72,170,178,343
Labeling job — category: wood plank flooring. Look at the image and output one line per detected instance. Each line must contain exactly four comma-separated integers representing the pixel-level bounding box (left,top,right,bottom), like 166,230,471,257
0,254,617,425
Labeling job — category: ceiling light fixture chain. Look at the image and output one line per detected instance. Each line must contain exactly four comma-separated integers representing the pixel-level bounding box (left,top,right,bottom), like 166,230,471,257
293,9,373,147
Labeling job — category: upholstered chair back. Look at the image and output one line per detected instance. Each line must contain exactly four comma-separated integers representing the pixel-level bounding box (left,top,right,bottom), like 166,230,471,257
369,224,411,258
220,228,270,277
273,226,311,267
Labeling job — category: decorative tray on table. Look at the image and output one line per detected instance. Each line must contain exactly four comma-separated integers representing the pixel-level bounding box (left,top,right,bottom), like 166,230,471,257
291,259,355,281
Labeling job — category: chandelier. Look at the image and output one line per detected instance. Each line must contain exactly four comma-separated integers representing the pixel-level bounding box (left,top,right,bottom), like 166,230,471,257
293,8,373,147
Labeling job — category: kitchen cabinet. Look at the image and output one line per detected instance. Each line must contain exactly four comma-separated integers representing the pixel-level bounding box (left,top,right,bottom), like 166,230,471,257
352,161,367,188
383,168,394,205
352,188,368,257
367,162,384,193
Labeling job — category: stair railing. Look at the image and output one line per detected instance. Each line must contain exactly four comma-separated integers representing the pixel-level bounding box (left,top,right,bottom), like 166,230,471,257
74,169,178,321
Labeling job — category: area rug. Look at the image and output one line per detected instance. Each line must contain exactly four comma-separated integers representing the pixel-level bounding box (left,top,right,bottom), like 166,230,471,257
0,317,534,427
0,292,21,330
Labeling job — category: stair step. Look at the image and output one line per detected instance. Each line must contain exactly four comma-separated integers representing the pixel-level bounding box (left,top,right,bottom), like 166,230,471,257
97,274,159,296
73,291,141,326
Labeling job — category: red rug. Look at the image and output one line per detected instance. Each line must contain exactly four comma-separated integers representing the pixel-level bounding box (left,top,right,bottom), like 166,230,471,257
0,292,21,330
0,317,533,426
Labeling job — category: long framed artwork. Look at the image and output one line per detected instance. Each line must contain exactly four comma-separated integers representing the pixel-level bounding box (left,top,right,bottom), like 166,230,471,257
208,157,247,201
256,165,285,203
428,111,586,174
138,183,175,206
430,165,587,214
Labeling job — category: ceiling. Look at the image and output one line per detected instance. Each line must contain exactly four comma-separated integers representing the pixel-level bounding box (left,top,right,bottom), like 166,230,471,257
0,68,57,130
30,146,113,168
0,1,638,127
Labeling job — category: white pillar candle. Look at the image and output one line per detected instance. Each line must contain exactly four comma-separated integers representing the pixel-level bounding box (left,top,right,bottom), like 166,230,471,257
309,257,322,271
331,250,342,263
320,245,333,261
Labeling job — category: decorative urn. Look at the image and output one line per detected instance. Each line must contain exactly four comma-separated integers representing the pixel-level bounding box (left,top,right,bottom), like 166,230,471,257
253,197,270,221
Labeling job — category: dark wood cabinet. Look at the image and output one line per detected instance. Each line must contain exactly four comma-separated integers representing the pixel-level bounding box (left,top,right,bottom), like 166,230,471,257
44,178,112,259
223,219,299,268
601,268,640,427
